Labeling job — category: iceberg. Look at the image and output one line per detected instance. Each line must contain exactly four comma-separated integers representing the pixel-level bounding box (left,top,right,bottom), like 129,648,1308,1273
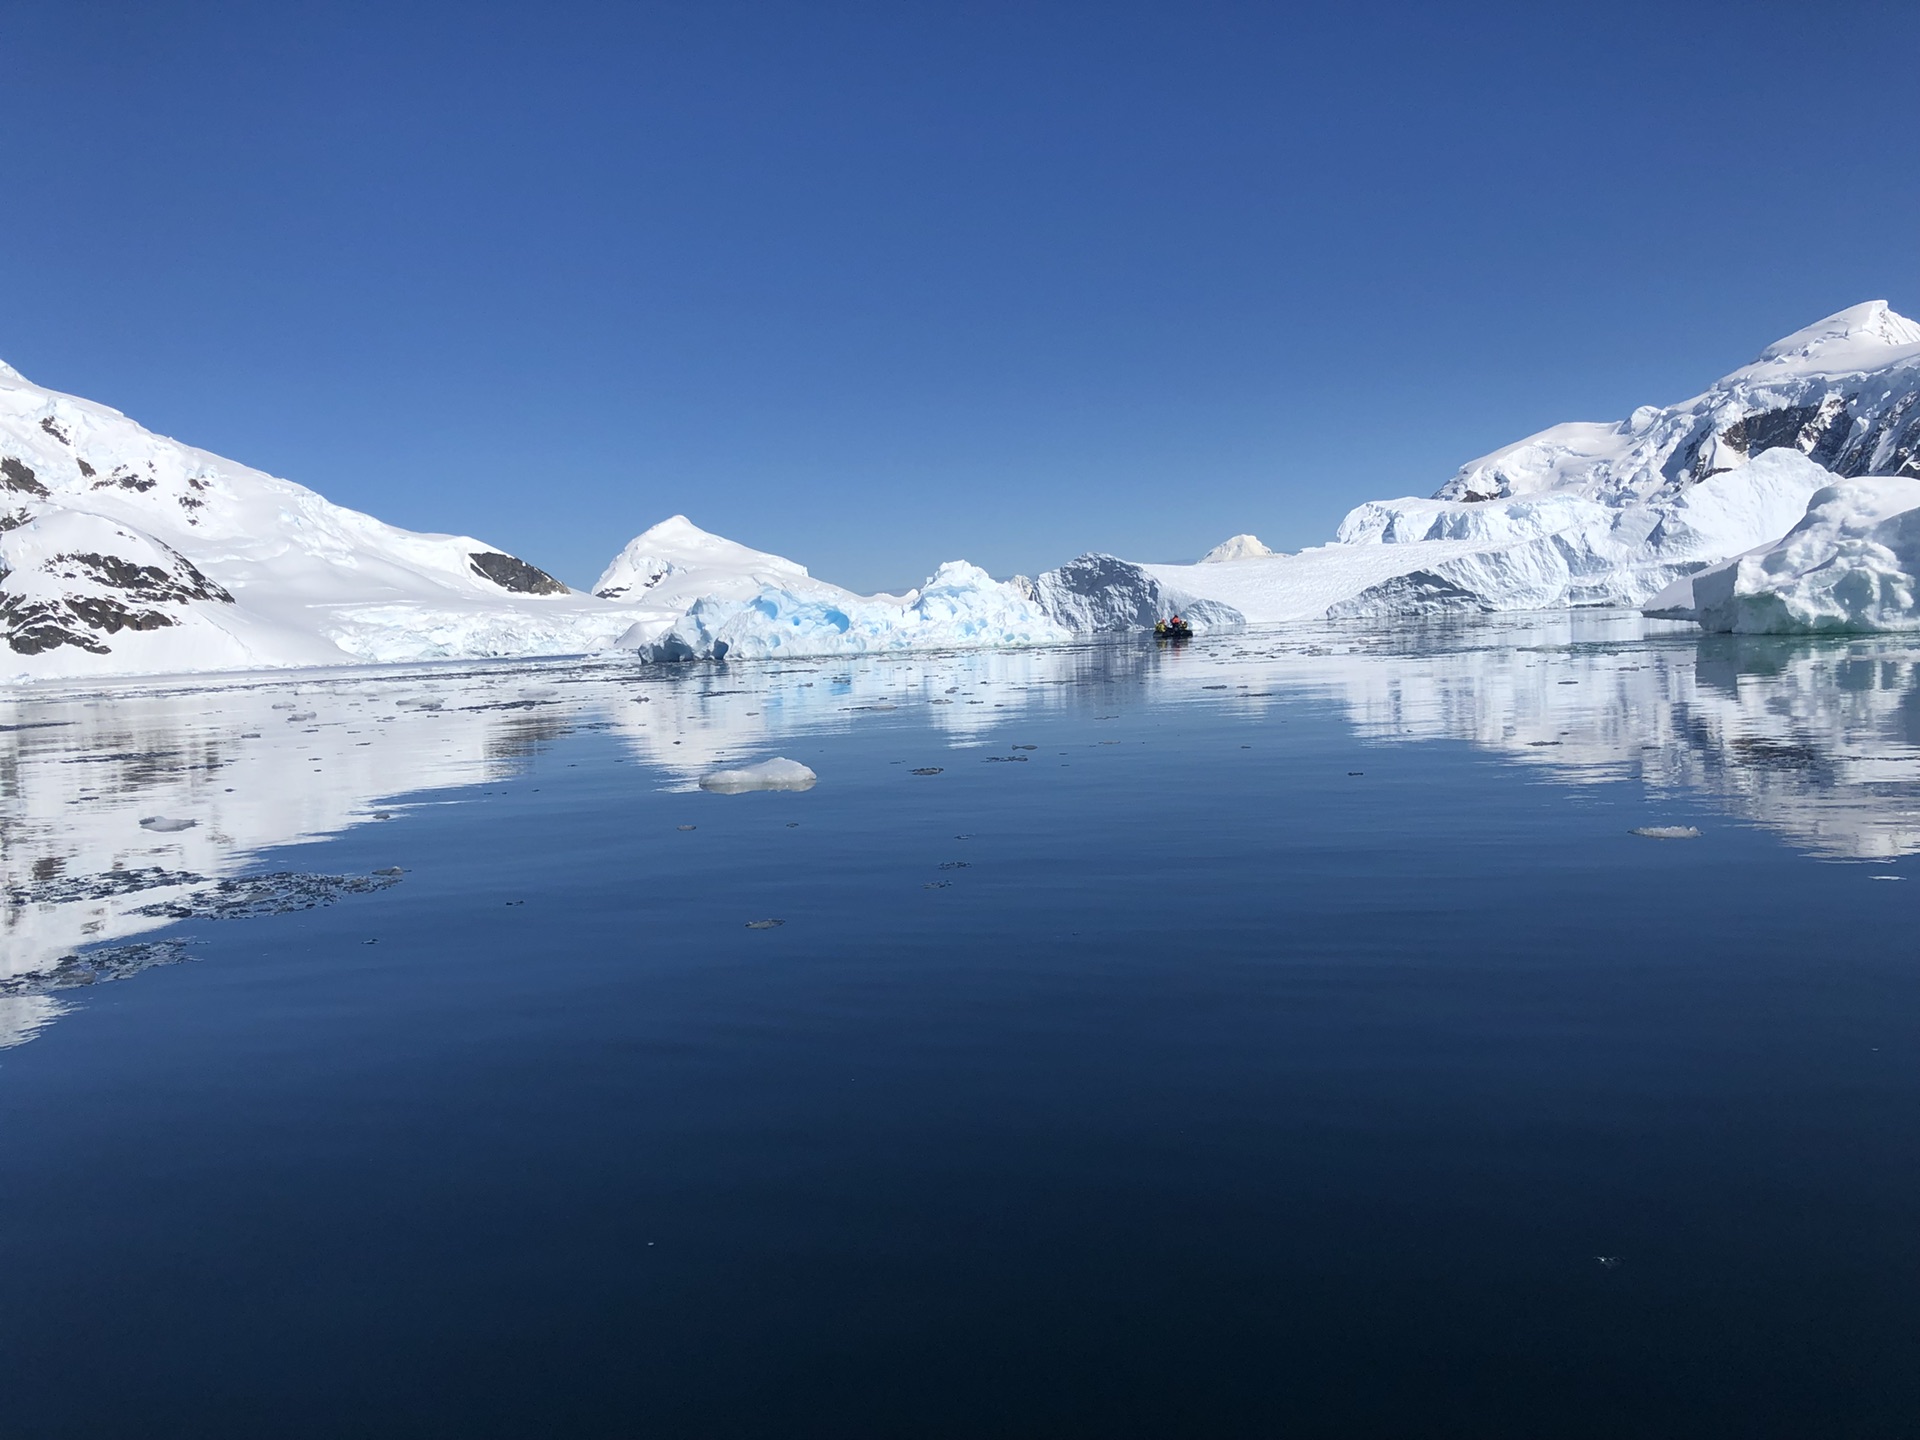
633,561,1071,662
1654,476,1920,633
698,758,818,793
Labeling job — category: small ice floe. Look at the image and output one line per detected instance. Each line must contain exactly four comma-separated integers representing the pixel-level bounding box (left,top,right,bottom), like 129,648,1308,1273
1631,826,1701,840
1871,874,1905,881
138,816,197,833
745,918,785,930
699,758,818,793
1595,1256,1620,1268
911,767,944,776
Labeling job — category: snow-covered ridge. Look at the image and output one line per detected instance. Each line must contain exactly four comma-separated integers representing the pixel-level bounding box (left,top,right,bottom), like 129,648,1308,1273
1160,301,1920,625
12,298,1920,680
0,341,1263,678
0,356,634,677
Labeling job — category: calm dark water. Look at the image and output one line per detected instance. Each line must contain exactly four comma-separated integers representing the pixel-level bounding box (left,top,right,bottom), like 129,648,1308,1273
3,617,1919,1437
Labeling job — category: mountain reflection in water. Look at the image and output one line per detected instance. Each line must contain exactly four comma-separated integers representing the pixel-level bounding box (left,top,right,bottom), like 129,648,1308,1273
4,612,1917,1047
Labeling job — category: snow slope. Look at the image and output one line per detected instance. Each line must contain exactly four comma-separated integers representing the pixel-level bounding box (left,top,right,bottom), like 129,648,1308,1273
0,356,650,679
1162,302,1920,620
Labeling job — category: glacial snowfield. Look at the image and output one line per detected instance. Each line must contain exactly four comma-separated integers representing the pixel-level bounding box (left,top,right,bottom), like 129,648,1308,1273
12,614,1920,1049
5,300,1920,682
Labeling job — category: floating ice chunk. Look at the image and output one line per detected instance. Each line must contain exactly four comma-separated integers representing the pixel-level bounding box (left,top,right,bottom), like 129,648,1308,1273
699,757,818,793
1631,825,1701,839
138,816,198,833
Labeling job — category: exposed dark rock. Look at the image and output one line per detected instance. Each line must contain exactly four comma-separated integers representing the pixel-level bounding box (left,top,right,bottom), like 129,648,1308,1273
65,596,176,635
1,597,116,654
469,551,569,595
97,465,157,493
54,550,233,603
1802,395,1857,468
1721,404,1822,462
1685,392,1920,484
38,417,70,445
1,457,47,496
1841,389,1920,478
74,458,95,478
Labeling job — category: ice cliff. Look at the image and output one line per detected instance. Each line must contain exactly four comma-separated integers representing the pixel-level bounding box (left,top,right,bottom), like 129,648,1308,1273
1649,476,1920,633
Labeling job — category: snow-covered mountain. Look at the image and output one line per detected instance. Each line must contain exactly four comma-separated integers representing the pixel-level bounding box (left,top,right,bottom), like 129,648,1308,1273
1161,301,1920,624
594,515,823,607
0,355,654,678
13,297,1920,683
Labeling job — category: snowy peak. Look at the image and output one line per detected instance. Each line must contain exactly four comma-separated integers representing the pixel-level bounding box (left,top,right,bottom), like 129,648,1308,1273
1746,301,1920,377
0,355,605,675
1200,534,1274,563
593,515,808,601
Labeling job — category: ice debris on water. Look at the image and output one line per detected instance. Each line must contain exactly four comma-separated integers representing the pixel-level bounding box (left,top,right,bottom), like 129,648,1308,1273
699,757,818,793
0,940,201,997
745,918,785,929
1631,826,1702,840
139,816,197,833
911,767,943,776
133,869,404,920
6,866,203,907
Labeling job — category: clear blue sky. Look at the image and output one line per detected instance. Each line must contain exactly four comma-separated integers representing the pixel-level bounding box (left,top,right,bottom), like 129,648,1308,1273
4,1,1916,592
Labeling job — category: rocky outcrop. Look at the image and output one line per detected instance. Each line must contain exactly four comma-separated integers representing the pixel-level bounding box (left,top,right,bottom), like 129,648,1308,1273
468,551,569,595
0,510,238,656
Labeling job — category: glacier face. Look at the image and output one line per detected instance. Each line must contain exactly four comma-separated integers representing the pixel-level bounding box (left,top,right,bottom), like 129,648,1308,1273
633,561,1072,661
1028,554,1243,634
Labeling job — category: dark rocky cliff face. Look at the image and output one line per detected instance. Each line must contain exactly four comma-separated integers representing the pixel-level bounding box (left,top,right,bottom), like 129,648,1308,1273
1,537,236,656
1683,392,1920,483
468,552,569,595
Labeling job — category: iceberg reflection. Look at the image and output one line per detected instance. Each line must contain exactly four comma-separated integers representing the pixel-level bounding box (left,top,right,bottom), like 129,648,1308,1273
5,619,1918,1046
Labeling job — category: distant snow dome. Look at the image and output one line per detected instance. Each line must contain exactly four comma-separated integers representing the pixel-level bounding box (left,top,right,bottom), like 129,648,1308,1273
1200,534,1274,563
